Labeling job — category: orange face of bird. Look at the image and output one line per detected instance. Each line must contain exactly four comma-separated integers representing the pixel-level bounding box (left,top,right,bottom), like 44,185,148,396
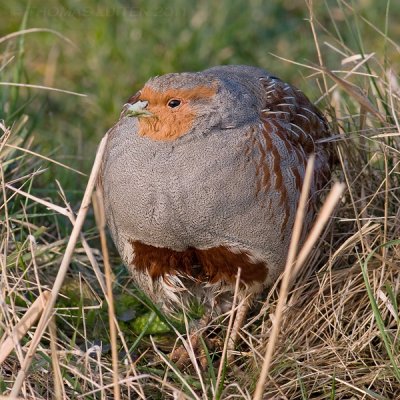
124,84,217,141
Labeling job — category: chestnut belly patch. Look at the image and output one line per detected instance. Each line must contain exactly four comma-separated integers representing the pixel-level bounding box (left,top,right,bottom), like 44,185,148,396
130,241,268,284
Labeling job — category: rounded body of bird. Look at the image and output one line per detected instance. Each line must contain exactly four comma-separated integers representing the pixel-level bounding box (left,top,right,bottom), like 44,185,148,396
100,65,333,313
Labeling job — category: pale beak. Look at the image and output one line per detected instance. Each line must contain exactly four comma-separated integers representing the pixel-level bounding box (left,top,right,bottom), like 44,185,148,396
123,100,154,117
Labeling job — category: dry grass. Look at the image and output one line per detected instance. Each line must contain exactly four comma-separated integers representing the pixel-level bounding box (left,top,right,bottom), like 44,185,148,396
1,2,400,399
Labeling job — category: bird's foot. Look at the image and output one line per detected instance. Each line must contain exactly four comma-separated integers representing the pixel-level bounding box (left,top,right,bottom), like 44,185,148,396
170,332,213,370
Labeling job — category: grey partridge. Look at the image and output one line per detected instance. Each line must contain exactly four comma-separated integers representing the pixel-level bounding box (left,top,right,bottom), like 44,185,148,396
100,65,334,364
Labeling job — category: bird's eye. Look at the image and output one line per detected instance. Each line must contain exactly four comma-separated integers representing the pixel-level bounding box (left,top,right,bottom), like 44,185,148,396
167,99,181,108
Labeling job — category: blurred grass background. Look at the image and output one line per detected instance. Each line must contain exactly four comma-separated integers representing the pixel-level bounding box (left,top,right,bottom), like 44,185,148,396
1,0,399,193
